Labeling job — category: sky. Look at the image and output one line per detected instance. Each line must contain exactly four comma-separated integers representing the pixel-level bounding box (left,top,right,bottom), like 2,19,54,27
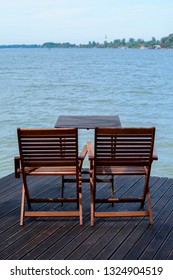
0,0,173,45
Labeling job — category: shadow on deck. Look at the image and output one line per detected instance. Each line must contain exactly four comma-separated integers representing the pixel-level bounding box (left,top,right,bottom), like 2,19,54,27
0,172,173,260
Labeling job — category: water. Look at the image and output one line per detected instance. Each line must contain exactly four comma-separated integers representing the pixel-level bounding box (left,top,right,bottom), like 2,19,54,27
0,48,173,178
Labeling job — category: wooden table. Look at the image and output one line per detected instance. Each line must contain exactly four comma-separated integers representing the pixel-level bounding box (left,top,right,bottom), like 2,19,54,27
55,115,122,182
55,115,122,129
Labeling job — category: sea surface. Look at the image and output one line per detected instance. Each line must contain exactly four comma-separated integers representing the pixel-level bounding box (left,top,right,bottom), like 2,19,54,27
0,48,173,178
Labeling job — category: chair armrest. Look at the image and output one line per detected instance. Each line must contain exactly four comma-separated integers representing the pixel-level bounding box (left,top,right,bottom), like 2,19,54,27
87,141,94,160
14,156,21,178
79,144,88,160
78,144,88,170
152,146,158,161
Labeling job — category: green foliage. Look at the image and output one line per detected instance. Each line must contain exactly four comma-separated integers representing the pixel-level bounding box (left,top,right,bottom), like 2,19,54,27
161,34,173,48
42,42,76,48
41,34,173,49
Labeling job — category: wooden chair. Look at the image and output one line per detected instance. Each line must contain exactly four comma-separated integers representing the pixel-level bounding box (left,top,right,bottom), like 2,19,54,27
14,128,87,225
87,127,157,226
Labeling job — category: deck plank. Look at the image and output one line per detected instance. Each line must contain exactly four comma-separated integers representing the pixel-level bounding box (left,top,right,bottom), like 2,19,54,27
124,178,173,260
0,173,173,260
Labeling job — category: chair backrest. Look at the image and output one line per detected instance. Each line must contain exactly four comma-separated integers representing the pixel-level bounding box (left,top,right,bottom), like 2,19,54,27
17,128,78,169
94,127,155,167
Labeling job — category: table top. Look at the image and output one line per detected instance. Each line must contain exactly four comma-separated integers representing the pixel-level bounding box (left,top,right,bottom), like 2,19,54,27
55,115,122,129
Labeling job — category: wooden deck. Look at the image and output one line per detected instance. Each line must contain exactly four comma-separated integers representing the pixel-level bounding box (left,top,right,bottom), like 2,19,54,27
0,172,173,260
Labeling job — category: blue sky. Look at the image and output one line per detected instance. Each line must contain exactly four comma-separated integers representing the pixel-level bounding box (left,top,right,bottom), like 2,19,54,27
0,0,172,44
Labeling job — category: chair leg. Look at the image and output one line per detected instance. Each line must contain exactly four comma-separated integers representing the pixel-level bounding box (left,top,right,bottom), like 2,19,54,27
111,175,114,207
111,175,114,195
20,184,25,225
76,178,79,210
139,174,153,225
79,192,83,225
22,175,31,209
61,175,64,207
79,172,83,225
140,174,150,209
90,174,95,226
147,189,153,225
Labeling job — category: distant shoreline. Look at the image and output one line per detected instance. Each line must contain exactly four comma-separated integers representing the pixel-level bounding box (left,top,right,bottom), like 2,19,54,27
0,33,173,49
0,44,172,50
